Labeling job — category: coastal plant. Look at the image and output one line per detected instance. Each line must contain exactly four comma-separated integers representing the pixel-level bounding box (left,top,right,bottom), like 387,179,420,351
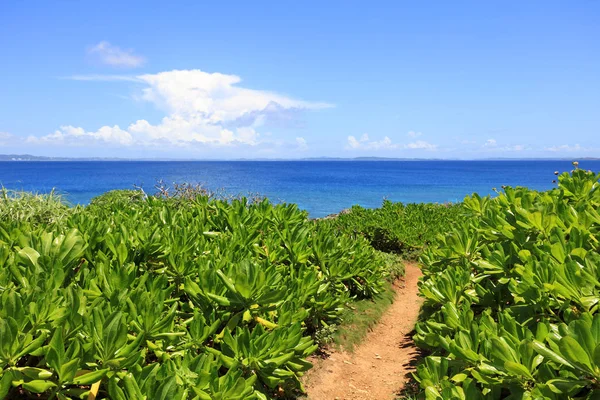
0,189,387,399
412,165,600,399
323,201,464,259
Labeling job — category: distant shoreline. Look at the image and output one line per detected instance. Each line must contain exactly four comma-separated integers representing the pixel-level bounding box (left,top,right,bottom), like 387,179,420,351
1,155,598,162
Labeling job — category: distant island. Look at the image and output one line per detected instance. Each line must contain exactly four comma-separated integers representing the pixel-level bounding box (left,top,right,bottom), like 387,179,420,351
0,154,126,161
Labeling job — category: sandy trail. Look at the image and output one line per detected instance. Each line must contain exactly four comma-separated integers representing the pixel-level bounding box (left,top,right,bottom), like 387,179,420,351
303,262,423,400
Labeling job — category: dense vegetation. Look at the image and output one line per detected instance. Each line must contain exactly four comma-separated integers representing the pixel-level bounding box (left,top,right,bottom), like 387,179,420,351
413,167,600,399
16,169,597,399
0,190,391,399
324,201,464,259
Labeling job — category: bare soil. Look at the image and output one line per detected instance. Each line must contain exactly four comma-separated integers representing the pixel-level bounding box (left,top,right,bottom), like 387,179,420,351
302,262,423,400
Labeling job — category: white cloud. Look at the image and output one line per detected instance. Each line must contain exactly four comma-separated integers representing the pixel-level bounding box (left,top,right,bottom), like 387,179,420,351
461,139,476,144
347,135,396,150
407,131,422,138
347,136,361,149
483,139,497,148
88,41,146,68
545,144,582,152
405,140,437,150
0,131,13,145
347,133,371,149
34,69,331,151
479,139,527,152
136,69,331,119
346,135,437,151
28,125,133,146
296,137,308,150
66,74,141,82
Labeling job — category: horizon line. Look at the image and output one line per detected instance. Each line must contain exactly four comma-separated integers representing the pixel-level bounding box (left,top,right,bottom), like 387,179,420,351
0,154,596,162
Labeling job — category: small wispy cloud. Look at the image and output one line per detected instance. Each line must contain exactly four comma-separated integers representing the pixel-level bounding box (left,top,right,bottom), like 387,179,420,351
296,137,308,150
346,134,436,151
65,74,141,82
347,134,394,150
483,139,497,148
88,41,146,68
0,131,13,145
407,131,422,138
545,144,583,152
405,140,436,150
27,125,134,146
479,139,527,152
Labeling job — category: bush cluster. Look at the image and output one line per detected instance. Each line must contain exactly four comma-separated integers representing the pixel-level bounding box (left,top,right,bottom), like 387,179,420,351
413,168,600,399
323,201,464,259
0,193,387,399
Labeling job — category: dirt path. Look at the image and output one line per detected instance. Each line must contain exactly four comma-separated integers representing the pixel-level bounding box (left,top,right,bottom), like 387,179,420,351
303,262,423,400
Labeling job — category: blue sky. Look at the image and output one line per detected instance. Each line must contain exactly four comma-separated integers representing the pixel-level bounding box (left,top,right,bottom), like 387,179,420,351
0,1,598,159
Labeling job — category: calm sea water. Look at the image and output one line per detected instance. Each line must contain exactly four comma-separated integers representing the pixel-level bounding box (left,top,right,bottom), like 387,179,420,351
1,160,598,218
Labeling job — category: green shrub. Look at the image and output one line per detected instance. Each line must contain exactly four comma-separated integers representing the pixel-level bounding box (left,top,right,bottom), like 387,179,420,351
323,201,464,259
88,189,147,208
373,250,405,281
412,167,600,399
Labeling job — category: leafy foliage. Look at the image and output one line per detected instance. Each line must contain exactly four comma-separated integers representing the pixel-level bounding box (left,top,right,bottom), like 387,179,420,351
323,201,464,259
413,167,600,399
0,192,387,399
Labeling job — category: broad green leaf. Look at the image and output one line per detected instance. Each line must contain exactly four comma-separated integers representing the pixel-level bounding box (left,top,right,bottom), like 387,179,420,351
504,361,533,379
16,247,40,269
559,336,594,372
22,379,57,393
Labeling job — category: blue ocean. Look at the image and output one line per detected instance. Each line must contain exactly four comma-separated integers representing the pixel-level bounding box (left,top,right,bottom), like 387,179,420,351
1,160,598,218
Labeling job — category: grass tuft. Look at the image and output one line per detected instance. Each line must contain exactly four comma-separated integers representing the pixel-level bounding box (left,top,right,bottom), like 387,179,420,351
331,282,396,352
0,188,73,226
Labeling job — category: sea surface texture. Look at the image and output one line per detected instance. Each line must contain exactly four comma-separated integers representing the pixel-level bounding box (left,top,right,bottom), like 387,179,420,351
1,160,598,218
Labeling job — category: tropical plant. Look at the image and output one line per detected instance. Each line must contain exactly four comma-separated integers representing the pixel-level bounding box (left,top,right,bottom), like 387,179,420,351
0,191,388,399
412,166,600,399
323,201,464,259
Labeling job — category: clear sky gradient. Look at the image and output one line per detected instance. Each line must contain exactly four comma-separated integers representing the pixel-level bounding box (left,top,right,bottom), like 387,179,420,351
0,1,598,159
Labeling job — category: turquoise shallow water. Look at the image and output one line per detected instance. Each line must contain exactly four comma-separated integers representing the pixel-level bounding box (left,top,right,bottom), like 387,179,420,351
1,160,598,218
